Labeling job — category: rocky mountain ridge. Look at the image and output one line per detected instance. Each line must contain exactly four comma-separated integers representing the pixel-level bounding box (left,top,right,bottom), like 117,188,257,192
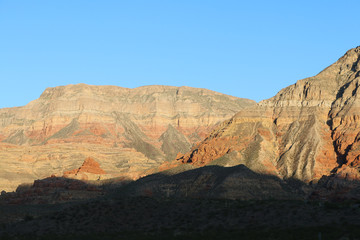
0,85,255,192
178,46,360,186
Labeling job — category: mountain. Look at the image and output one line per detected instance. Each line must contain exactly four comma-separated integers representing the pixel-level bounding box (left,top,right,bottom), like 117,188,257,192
177,46,360,185
3,47,360,239
0,84,255,192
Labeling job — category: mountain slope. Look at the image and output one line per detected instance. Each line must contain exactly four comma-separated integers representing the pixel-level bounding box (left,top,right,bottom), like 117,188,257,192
0,85,255,192
178,46,360,183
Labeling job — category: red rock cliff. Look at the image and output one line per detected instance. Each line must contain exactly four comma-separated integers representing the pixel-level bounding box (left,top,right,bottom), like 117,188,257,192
178,46,360,183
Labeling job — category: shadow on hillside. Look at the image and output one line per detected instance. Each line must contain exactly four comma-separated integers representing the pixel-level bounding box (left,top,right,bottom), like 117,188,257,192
3,165,360,238
3,163,360,206
112,164,307,200
112,164,360,202
0,176,113,205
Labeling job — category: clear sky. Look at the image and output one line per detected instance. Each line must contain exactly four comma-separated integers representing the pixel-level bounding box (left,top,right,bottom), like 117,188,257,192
0,1,359,108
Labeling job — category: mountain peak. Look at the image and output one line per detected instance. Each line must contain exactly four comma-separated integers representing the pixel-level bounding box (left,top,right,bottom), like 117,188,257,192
316,45,360,81
178,46,360,184
257,46,360,107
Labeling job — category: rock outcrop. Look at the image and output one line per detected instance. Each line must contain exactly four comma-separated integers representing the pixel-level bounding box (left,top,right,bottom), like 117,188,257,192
63,157,106,180
0,85,254,191
178,46,360,184
0,176,103,205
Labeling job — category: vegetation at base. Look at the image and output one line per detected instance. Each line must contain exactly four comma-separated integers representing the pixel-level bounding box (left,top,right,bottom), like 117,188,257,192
2,197,360,239
1,225,360,240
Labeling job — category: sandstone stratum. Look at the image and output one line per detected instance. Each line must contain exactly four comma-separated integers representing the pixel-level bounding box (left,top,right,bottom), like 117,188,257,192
0,85,255,192
178,46,360,188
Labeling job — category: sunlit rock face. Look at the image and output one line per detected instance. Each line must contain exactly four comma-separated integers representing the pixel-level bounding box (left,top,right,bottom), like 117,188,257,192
178,46,360,183
0,84,254,191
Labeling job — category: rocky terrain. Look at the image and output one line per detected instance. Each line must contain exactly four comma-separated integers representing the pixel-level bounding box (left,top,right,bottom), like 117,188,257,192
178,46,360,189
0,85,254,192
0,176,105,205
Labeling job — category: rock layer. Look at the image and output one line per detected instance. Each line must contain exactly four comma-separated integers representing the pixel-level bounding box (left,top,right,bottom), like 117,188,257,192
0,85,254,191
178,46,360,183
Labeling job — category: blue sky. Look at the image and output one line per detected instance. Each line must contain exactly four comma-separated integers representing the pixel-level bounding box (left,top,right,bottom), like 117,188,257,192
0,1,359,108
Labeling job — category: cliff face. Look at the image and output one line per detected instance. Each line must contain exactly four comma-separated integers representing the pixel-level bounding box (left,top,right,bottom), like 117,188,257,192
0,85,255,191
178,46,360,183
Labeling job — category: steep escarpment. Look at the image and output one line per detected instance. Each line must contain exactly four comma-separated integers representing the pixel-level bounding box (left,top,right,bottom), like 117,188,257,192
0,85,255,191
178,46,360,183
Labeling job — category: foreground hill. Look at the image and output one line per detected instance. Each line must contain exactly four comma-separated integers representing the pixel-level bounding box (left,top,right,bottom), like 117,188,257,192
0,85,254,191
178,46,360,185
3,196,360,239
